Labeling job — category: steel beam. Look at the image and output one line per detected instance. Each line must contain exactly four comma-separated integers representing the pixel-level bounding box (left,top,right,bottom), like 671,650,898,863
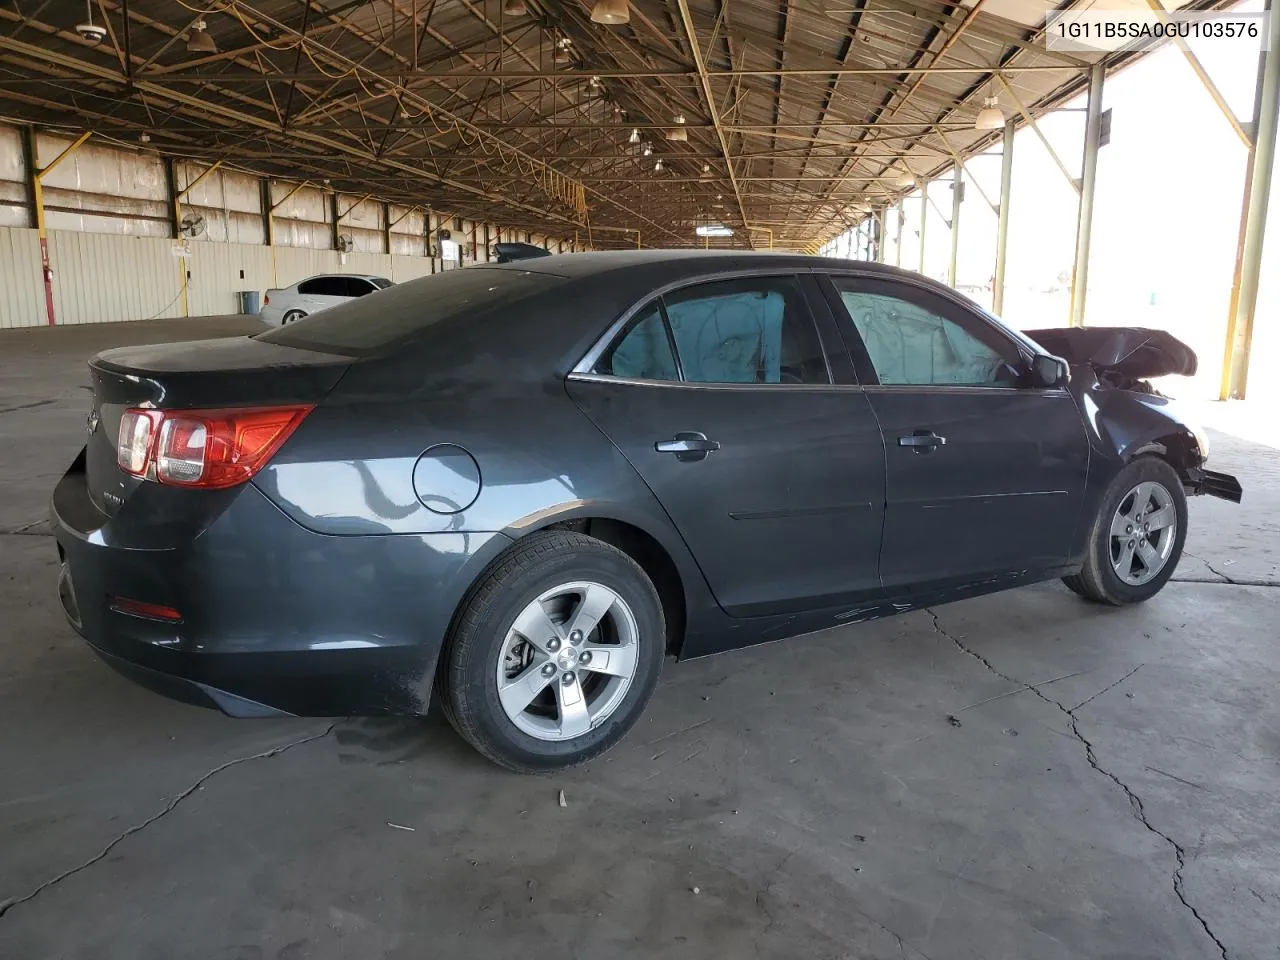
1221,1,1280,399
1146,0,1251,148
992,120,1014,316
674,0,753,248
1068,65,1103,327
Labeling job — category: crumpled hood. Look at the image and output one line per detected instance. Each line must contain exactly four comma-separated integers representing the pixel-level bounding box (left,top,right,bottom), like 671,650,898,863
1023,327,1197,379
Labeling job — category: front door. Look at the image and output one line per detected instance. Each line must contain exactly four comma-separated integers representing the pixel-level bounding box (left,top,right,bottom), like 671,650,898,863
567,274,886,618
821,274,1090,593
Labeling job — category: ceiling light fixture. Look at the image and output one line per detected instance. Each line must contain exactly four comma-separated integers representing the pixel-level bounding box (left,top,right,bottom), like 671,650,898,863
641,142,653,157
139,132,151,144
893,165,915,188
553,37,574,64
187,19,217,53
974,95,1005,130
502,0,528,16
695,224,734,237
628,128,641,144
665,114,688,142
654,159,664,172
75,0,107,44
591,0,631,25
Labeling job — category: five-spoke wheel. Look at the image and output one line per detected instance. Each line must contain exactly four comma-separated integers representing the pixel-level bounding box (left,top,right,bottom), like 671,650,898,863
440,531,665,772
1064,456,1187,605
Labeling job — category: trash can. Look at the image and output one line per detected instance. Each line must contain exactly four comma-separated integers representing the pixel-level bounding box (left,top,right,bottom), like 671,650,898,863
237,290,261,315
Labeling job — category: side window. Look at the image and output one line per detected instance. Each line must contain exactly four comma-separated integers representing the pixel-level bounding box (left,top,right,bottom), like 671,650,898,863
832,282,1015,387
593,303,679,381
661,276,829,385
296,277,322,296
345,278,376,298
301,276,346,297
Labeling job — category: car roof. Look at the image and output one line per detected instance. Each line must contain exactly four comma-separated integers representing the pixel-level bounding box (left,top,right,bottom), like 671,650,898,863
299,273,388,281
475,249,921,284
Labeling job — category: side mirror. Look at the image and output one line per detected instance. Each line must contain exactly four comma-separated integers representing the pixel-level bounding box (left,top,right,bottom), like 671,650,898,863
1029,354,1069,389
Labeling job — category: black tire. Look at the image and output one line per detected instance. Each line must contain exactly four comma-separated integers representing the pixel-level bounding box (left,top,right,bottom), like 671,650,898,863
282,310,306,324
1062,456,1188,605
439,531,665,773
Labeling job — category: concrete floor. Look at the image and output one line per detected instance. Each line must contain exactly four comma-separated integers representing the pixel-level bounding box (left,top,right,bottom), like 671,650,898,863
1,317,1278,960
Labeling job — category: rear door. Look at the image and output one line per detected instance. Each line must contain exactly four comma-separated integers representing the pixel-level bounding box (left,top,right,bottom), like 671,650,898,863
567,273,886,618
820,273,1089,593
298,276,349,313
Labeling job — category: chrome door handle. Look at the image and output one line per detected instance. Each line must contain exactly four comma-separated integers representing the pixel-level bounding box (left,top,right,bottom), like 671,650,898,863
898,430,946,453
655,432,720,462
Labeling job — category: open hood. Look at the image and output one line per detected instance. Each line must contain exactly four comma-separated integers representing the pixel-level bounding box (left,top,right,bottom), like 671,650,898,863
1023,327,1197,379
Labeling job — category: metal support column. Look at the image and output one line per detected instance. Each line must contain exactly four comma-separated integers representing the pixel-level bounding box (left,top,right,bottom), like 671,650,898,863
1069,64,1104,327
382,202,392,256
1221,1,1280,399
993,120,1015,315
260,179,274,248
894,204,903,268
28,128,91,325
948,164,963,287
918,182,928,274
329,192,340,251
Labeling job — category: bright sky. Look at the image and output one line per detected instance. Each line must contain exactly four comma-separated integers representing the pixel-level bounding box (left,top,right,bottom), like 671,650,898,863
829,4,1279,404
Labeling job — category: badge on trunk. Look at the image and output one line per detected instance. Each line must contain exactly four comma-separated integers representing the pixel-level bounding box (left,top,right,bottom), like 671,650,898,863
86,409,99,435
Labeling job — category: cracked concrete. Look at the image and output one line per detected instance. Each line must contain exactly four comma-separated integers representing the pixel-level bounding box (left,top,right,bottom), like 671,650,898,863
927,611,1228,960
2,317,1279,959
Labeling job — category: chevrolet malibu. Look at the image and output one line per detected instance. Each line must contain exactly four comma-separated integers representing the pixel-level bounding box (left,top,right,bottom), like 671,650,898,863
52,251,1241,772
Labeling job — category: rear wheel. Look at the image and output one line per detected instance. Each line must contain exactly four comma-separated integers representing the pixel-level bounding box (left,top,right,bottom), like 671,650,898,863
1063,456,1187,605
282,309,306,324
440,531,664,773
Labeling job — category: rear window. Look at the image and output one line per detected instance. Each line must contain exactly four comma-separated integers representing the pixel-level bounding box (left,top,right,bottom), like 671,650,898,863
257,268,562,355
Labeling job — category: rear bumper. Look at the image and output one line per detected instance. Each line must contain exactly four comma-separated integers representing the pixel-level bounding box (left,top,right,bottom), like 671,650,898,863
51,455,511,717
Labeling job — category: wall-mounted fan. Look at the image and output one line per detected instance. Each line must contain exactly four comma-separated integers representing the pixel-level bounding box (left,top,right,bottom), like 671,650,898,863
179,213,206,238
336,234,355,252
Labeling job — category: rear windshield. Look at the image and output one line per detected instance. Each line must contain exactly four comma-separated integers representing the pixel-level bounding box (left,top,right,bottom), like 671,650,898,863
257,268,562,355
370,277,393,289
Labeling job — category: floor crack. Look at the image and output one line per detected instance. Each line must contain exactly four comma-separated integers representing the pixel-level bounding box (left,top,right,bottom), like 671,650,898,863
926,610,1230,960
0,724,334,921
1183,552,1239,585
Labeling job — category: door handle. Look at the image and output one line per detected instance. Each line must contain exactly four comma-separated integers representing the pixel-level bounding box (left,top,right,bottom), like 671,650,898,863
898,430,946,453
655,432,720,462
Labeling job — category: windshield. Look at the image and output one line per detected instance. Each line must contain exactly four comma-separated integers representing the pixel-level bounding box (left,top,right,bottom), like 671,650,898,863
257,268,562,356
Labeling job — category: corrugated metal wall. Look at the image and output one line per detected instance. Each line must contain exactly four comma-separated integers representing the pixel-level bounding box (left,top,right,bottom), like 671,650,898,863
187,241,274,316
0,121,577,328
47,231,183,325
0,227,43,328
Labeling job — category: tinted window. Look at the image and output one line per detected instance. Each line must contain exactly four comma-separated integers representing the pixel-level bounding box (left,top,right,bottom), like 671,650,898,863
297,276,349,297
344,278,376,297
594,303,679,380
258,268,562,355
832,284,1015,386
662,276,829,385
370,277,393,290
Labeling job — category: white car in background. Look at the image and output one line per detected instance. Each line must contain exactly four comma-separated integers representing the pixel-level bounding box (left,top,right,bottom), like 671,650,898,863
260,274,393,325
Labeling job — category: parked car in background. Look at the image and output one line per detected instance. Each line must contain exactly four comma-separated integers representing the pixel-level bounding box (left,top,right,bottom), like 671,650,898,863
52,252,1240,772
260,274,392,325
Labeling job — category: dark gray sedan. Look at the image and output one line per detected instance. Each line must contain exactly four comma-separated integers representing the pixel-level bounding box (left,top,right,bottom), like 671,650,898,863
51,251,1240,771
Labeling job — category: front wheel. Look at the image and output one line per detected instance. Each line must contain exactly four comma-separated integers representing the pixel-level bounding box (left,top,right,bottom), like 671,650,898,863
440,531,665,773
1063,456,1187,605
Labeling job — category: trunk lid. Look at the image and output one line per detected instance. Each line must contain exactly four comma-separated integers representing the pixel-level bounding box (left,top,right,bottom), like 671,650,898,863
85,335,352,515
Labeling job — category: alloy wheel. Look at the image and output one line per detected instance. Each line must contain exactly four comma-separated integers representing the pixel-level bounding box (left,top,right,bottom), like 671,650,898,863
1110,480,1178,586
496,581,640,741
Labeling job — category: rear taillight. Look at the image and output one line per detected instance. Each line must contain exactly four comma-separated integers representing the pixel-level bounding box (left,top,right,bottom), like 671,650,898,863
263,294,270,305
117,409,163,475
116,405,312,489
